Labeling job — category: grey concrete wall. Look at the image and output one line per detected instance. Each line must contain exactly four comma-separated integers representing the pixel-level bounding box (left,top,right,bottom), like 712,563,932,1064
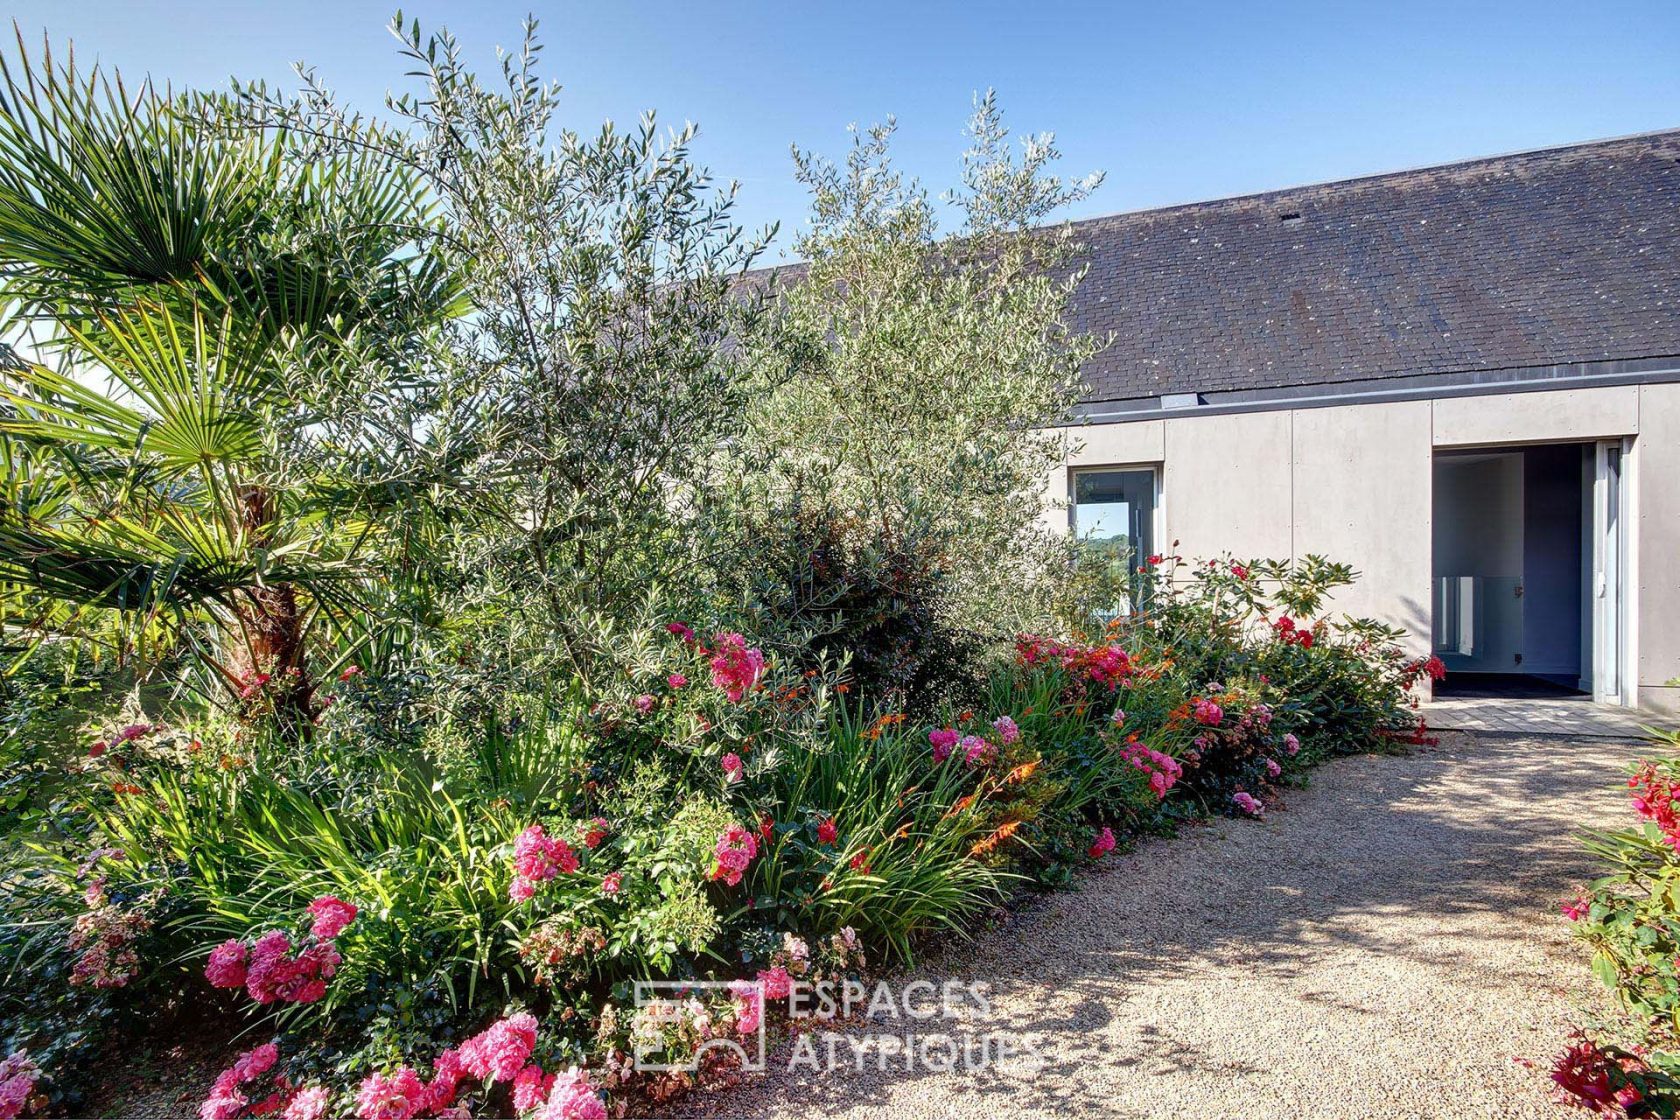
1290,401,1433,650
1162,411,1294,561
1637,383,1680,714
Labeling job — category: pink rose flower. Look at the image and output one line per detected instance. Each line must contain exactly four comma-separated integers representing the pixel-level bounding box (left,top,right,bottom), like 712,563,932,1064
758,965,793,1001
205,939,249,989
708,633,766,703
306,896,358,941
284,1086,331,1120
709,824,758,886
1088,827,1116,859
354,1067,425,1120
721,752,744,783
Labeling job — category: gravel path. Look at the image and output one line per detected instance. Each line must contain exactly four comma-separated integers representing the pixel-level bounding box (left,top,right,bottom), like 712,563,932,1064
705,731,1645,1120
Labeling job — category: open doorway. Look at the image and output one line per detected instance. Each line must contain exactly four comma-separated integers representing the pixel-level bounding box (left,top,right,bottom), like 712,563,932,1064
1431,441,1627,703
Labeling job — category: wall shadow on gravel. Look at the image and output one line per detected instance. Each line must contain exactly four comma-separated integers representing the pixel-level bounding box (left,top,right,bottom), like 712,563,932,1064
714,733,1646,1119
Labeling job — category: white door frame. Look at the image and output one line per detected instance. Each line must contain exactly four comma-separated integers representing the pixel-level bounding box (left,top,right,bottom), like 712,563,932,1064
1591,438,1631,705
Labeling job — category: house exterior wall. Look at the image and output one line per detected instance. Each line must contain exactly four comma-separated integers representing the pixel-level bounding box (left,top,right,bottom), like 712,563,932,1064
1046,384,1680,713
1636,383,1680,714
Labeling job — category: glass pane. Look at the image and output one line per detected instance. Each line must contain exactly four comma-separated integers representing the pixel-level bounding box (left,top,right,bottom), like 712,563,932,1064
1072,469,1155,615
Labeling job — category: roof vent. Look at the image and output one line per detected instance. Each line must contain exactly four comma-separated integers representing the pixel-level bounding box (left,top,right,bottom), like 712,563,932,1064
1279,211,1304,226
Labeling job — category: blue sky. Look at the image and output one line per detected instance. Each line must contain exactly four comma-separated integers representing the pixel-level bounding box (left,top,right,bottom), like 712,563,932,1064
15,1,1680,260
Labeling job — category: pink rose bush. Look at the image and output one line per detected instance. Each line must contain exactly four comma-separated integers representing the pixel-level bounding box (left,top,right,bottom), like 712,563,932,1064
709,824,758,886
721,752,744,783
0,1051,40,1120
510,824,581,903
1088,827,1116,859
1119,743,1183,799
1549,740,1680,1114
205,896,355,1007
200,1043,289,1120
728,979,763,1036
1191,697,1224,727
307,896,358,941
195,1009,609,1120
68,882,152,989
706,633,765,703
1015,635,1134,689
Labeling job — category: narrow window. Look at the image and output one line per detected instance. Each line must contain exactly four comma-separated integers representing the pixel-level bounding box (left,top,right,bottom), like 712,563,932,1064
1071,468,1157,616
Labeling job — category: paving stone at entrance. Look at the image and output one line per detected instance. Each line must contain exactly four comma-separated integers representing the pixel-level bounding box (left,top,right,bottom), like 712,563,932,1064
1424,696,1659,738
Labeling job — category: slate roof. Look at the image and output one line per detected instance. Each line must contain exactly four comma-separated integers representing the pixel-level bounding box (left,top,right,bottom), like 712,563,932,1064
1065,130,1680,404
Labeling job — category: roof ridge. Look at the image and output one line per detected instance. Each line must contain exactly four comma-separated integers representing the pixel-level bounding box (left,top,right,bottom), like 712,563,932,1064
1068,126,1680,228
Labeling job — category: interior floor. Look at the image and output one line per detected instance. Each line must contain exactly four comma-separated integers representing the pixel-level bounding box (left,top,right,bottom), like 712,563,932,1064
1433,672,1588,700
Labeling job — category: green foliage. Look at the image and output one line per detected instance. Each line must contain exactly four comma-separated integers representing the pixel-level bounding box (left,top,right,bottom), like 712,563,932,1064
0,36,465,733
735,92,1106,644
745,704,1008,963
1552,731,1680,1113
724,502,985,714
229,14,778,692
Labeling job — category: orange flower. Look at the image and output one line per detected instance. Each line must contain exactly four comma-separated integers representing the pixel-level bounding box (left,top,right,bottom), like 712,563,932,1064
943,794,977,820
969,819,1023,857
1004,760,1041,784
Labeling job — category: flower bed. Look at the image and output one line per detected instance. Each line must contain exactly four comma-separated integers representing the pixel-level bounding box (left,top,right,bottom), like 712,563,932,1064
1551,729,1680,1116
0,556,1434,1119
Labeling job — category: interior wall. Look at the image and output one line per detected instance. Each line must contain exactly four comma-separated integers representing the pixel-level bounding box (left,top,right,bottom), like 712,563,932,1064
1521,445,1585,682
1433,454,1523,575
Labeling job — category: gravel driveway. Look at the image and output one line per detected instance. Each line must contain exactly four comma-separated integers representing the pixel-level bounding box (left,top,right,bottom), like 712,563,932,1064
702,731,1645,1120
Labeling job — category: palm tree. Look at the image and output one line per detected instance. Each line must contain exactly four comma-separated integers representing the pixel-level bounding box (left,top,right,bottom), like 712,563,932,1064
0,34,462,734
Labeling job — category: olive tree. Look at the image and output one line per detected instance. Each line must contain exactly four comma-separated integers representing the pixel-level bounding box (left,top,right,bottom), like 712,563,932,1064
739,92,1108,639
235,15,777,687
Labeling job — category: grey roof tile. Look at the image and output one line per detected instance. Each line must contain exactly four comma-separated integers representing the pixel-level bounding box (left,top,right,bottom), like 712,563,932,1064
1064,131,1680,402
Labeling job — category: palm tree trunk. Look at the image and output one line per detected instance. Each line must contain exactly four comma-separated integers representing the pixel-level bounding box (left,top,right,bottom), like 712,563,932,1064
231,484,315,736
